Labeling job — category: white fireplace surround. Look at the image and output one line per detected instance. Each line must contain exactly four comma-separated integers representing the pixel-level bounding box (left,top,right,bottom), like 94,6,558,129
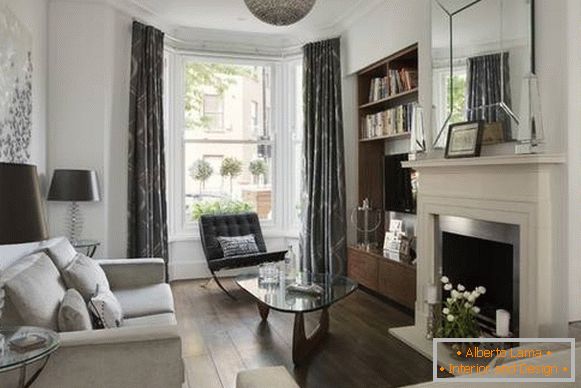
390,154,567,358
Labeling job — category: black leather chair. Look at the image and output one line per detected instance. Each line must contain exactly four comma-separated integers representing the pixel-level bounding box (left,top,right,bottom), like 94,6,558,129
199,212,287,298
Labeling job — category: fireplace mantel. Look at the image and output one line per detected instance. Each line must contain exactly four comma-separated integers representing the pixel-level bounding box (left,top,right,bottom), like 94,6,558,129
402,153,565,169
391,152,568,357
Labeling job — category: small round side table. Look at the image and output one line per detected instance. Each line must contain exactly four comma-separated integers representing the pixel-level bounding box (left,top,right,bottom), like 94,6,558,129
71,239,100,258
0,326,60,388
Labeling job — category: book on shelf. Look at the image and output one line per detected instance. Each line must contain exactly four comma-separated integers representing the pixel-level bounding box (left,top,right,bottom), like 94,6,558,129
361,103,418,140
388,68,418,96
368,76,389,102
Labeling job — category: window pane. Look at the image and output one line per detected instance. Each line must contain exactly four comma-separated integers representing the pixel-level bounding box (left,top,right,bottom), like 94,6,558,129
184,142,273,222
184,62,272,141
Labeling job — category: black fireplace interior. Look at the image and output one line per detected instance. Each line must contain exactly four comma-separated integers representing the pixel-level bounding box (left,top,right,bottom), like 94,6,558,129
442,232,517,335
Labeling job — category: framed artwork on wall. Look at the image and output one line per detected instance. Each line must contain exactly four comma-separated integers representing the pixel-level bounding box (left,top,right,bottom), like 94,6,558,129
0,5,33,164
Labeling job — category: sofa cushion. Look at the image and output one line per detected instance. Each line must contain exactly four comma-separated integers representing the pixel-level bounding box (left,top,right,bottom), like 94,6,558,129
114,283,174,318
88,289,123,329
62,253,110,301
58,288,93,332
0,252,66,330
236,366,299,388
122,313,177,327
44,237,78,271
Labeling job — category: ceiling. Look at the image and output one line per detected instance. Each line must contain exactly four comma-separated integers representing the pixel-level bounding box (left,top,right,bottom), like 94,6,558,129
126,0,374,36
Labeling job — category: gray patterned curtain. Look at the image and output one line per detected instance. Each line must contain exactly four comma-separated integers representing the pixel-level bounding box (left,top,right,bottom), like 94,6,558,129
127,21,168,280
466,52,511,139
300,38,347,276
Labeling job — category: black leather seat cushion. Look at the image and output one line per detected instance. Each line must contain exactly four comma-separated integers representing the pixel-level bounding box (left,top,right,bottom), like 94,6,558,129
207,251,287,271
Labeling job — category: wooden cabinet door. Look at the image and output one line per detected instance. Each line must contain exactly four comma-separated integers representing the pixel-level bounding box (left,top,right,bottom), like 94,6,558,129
347,248,379,290
378,259,416,309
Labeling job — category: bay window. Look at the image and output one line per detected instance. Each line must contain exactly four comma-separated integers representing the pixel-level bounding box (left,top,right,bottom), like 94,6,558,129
165,52,303,239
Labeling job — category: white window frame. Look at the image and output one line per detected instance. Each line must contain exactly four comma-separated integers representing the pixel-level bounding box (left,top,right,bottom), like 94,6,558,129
166,50,303,241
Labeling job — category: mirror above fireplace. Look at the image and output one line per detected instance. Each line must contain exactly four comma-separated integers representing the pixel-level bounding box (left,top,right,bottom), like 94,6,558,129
431,0,535,149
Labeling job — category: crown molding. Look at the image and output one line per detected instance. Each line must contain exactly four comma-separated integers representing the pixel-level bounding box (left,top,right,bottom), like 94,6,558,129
49,0,387,52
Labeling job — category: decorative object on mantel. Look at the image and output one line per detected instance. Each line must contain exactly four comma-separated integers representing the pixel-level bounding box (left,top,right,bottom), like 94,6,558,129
0,163,48,245
47,169,101,244
496,309,511,337
244,0,316,26
515,72,545,154
350,198,382,251
425,284,439,340
444,121,484,159
409,105,426,160
437,276,485,355
0,5,33,164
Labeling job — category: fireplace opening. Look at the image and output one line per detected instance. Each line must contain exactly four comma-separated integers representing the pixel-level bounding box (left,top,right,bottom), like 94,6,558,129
437,216,519,336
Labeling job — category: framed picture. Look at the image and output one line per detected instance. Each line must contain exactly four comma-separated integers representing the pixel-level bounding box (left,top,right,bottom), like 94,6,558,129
482,121,505,145
445,120,484,158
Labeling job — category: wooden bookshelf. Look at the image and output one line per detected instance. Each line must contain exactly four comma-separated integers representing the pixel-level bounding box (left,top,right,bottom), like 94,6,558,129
356,43,419,224
358,88,418,111
349,44,419,310
359,132,410,143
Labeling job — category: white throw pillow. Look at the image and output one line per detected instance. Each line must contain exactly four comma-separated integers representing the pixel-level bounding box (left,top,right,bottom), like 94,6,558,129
43,237,78,271
88,290,123,329
58,289,93,332
62,254,110,301
0,252,66,330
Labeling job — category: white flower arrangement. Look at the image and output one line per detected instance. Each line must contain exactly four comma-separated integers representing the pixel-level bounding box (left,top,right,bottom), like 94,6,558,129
437,276,483,338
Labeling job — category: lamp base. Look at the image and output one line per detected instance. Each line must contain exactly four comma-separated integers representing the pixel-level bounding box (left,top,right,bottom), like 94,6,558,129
67,201,83,244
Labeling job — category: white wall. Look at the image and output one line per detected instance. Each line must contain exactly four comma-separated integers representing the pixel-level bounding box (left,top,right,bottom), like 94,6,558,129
2,0,49,179
566,0,581,321
47,0,131,257
339,0,578,320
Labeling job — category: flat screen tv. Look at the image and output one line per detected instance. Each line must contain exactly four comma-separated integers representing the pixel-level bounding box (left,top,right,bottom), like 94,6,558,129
384,154,416,214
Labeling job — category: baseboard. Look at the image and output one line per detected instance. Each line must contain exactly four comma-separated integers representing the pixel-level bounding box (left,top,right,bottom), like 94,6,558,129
169,261,210,281
169,261,257,281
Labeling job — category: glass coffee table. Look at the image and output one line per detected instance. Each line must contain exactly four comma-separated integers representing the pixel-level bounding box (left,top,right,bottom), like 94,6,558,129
0,326,60,388
235,273,357,365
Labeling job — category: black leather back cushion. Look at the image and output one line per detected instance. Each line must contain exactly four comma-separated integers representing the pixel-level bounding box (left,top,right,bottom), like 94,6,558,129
199,213,267,261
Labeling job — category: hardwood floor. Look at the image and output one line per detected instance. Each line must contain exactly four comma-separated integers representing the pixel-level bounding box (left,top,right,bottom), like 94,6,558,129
172,278,433,388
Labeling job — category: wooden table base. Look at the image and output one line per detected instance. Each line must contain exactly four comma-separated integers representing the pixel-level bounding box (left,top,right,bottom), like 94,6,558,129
292,308,329,365
255,303,330,365
257,301,270,321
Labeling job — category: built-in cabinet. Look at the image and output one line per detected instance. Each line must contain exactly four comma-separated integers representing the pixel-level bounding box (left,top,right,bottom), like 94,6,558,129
348,44,419,311
348,246,416,310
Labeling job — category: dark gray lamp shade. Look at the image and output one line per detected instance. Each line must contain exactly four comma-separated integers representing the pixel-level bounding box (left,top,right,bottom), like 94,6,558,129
47,169,100,202
0,163,48,244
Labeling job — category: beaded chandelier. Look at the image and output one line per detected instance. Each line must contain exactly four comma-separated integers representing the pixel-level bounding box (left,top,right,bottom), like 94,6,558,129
244,0,317,26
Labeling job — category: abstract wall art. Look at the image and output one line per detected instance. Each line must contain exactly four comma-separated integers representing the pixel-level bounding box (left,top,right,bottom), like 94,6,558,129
0,5,33,163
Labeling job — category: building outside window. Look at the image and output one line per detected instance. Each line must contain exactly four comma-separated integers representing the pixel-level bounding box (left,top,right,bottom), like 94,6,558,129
202,94,224,131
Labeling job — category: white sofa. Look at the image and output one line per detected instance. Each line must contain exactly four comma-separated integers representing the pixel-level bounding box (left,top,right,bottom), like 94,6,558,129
0,238,184,388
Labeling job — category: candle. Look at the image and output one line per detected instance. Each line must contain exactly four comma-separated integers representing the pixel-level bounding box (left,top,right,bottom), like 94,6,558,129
496,309,510,337
425,284,438,304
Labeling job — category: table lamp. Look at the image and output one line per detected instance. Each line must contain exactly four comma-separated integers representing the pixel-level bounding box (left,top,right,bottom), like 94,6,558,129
0,163,48,245
47,169,100,243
